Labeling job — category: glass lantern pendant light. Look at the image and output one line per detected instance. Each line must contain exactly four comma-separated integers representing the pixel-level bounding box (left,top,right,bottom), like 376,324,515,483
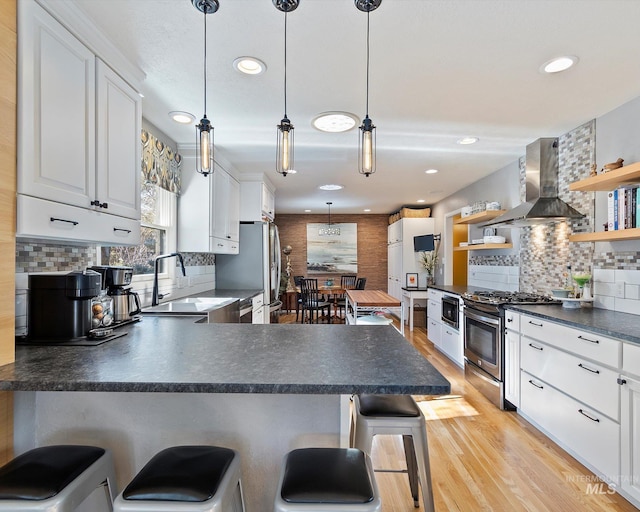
355,0,381,177
192,0,220,177
274,0,299,177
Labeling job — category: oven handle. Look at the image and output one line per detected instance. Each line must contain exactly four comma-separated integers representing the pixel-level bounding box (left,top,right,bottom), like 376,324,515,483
464,307,501,327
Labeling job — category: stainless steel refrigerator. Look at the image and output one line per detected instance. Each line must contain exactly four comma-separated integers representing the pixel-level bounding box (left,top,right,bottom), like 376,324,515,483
215,222,282,322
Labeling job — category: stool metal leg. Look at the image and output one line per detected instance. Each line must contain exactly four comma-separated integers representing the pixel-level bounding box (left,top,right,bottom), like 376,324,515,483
402,435,420,507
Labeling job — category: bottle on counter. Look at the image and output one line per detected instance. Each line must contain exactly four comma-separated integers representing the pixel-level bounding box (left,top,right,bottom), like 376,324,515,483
564,265,575,297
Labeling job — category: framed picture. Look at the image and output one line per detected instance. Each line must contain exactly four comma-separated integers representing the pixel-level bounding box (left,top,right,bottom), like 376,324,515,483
406,273,418,288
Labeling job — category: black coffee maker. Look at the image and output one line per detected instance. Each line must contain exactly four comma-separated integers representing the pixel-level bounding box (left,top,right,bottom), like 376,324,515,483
90,266,141,323
28,270,102,341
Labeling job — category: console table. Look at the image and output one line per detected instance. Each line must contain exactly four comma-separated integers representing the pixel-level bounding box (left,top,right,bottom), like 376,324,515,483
402,287,430,332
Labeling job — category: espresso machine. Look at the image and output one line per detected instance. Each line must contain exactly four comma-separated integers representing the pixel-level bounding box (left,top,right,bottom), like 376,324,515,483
90,266,141,323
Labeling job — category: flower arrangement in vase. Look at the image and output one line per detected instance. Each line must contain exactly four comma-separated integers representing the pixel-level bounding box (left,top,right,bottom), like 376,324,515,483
420,236,440,286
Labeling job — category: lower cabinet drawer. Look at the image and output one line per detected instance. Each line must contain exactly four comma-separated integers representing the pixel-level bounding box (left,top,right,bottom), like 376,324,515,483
210,237,239,254
521,337,620,420
521,371,620,481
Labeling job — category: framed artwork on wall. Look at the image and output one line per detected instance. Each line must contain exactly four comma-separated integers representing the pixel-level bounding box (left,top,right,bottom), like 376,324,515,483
406,273,418,288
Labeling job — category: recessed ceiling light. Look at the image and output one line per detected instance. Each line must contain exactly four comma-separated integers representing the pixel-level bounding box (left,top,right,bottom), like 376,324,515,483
457,137,478,145
318,184,344,191
304,209,311,213
312,112,359,133
169,111,196,124
416,199,425,203
233,56,266,75
425,169,438,174
541,55,578,74
363,209,371,212
286,169,297,174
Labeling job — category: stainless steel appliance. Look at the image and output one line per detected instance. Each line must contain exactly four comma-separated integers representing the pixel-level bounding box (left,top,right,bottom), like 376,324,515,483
216,222,282,323
90,266,141,323
27,270,102,341
441,294,459,329
462,291,559,409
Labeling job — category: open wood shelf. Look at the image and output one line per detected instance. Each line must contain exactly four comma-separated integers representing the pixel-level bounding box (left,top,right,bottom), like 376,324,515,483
569,161,640,192
454,210,506,225
454,243,513,251
569,228,640,243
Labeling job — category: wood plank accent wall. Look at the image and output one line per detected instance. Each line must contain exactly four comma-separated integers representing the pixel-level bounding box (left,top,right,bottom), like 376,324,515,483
0,0,16,464
274,214,389,291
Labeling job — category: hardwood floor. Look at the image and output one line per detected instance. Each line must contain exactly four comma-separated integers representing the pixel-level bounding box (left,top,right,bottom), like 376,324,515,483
277,311,638,511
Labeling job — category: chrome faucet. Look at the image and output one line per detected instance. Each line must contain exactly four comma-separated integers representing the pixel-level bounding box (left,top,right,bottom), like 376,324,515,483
152,253,186,306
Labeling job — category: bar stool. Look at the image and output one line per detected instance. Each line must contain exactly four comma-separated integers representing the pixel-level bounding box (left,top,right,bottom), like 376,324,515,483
0,444,116,511
274,447,381,512
113,445,244,512
350,394,434,512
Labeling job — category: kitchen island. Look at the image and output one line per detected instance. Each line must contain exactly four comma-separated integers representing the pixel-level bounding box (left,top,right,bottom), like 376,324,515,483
0,317,449,511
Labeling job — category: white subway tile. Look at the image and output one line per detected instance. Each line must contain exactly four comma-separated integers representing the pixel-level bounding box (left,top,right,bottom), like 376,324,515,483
617,269,640,286
595,282,617,297
594,295,615,310
615,297,640,316
625,284,640,300
593,268,615,283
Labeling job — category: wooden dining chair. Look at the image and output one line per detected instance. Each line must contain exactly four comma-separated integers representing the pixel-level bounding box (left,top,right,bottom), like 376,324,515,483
293,275,305,322
356,277,367,290
300,278,332,324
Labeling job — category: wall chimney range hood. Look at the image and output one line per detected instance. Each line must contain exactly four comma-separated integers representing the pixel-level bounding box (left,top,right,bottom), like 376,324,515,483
486,137,584,227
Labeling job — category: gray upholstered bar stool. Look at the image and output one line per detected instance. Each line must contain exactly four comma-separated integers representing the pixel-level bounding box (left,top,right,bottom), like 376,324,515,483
350,394,435,512
274,448,381,512
0,445,116,511
113,445,244,512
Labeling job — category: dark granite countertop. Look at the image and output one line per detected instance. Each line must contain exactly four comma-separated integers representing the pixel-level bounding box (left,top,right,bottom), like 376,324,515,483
506,304,640,345
0,317,450,395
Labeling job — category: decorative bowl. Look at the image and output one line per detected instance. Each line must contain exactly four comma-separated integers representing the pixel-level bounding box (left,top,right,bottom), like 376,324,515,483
551,289,570,298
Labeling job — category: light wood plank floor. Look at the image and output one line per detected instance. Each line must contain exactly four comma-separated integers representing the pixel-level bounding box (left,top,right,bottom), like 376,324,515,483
278,311,638,511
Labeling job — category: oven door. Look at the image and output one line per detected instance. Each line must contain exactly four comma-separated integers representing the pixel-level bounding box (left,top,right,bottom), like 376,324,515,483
441,295,459,329
464,307,502,381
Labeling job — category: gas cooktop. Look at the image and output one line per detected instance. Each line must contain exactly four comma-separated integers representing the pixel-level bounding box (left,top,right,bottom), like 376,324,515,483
463,290,560,306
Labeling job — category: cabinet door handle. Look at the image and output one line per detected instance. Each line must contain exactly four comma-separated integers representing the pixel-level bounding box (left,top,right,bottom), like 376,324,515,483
90,200,109,209
528,343,543,351
507,318,513,323
113,228,132,234
50,217,78,226
578,363,600,374
578,409,600,423
617,378,627,386
528,320,543,327
528,380,544,389
577,335,599,344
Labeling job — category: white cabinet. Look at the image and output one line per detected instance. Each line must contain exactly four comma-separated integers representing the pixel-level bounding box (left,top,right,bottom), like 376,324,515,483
252,293,265,324
386,218,435,300
621,375,640,504
426,290,442,350
240,180,275,221
441,324,463,368
504,310,520,407
178,162,239,254
17,1,141,243
518,313,622,487
95,59,141,220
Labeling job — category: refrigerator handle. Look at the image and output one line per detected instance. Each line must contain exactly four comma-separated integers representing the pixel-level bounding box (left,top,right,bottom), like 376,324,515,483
274,225,282,300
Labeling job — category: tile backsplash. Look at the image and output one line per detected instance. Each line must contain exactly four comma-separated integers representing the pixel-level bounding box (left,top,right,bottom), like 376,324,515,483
593,268,640,315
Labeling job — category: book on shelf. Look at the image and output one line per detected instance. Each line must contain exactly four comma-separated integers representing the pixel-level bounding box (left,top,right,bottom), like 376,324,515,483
607,186,639,230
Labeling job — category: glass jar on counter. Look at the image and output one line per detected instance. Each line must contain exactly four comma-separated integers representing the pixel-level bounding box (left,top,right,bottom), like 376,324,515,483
91,291,114,330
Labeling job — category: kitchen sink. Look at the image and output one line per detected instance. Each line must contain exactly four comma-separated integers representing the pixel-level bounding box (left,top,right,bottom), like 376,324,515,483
142,297,239,316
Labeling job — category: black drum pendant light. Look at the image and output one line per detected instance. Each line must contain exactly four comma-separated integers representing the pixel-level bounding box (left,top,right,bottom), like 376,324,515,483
192,0,220,176
274,0,299,177
355,0,381,177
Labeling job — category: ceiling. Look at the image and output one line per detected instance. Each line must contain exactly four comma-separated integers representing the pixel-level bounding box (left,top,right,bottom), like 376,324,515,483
70,0,640,214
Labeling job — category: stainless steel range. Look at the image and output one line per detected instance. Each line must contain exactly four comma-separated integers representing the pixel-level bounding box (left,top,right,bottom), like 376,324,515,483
462,290,559,410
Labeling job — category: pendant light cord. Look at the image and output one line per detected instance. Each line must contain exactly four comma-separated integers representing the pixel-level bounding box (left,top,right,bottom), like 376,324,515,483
203,6,208,116
365,10,370,116
284,10,288,118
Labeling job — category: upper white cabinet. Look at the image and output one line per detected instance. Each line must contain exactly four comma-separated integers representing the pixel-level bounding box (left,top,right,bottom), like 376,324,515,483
17,1,141,243
240,180,275,221
387,218,435,299
95,59,141,220
178,162,239,254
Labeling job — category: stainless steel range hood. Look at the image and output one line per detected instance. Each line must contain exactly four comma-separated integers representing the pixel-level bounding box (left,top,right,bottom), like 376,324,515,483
486,138,584,227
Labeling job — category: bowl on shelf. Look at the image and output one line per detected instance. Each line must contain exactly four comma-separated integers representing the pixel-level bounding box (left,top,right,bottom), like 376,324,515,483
551,289,570,298
483,235,506,244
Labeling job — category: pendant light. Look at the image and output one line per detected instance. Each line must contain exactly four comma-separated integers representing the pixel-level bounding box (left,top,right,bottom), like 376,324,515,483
192,0,220,177
274,0,299,177
355,0,381,177
318,202,341,236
